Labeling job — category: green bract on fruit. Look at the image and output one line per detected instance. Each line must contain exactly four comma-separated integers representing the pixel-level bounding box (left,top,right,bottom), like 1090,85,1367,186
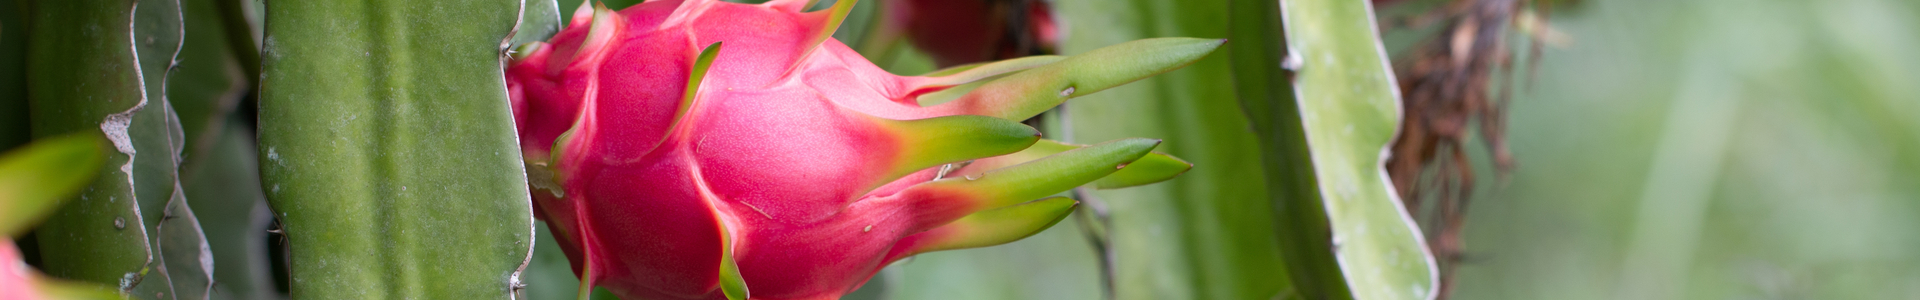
506,1,1219,299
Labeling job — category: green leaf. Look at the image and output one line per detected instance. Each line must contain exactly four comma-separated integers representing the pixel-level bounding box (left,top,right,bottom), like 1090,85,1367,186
925,38,1226,121
911,138,1159,211
952,139,1190,190
26,272,127,300
168,1,263,299
130,1,203,298
903,196,1080,256
912,55,1064,84
0,133,108,237
182,123,278,300
1225,0,1350,298
881,115,1040,183
22,0,164,289
1090,151,1191,190
256,0,536,298
1274,0,1438,299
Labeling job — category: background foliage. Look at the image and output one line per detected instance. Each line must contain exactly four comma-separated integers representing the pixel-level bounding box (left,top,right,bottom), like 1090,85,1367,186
1425,0,1920,298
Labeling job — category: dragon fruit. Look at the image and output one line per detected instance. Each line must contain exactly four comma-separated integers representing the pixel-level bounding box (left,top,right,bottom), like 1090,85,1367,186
505,1,1220,299
1,242,38,299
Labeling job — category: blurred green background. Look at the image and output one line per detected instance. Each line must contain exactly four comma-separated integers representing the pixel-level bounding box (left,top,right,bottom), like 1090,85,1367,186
1443,0,1920,299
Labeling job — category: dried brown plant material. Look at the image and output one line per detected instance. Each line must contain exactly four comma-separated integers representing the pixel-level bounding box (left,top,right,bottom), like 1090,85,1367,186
1382,0,1564,298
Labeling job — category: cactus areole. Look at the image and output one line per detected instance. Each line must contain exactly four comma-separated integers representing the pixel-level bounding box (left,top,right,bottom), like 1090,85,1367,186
507,1,1218,299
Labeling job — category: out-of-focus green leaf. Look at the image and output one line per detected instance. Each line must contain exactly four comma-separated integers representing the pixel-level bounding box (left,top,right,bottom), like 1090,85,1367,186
183,122,277,300
1277,0,1438,299
130,1,214,298
0,134,108,236
1225,0,1350,299
2,241,124,300
23,0,163,291
27,275,126,300
5,245,116,300
256,0,535,298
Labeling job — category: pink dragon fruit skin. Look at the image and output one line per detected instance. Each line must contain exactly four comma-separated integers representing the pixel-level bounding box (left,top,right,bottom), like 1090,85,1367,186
3,241,42,300
507,1,1219,299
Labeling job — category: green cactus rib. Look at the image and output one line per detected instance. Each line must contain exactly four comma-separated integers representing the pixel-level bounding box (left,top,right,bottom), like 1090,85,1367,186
1271,0,1440,298
1225,0,1351,298
21,0,191,293
134,1,222,298
256,0,536,298
168,0,270,298
182,123,278,300
156,181,214,300
170,0,252,178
